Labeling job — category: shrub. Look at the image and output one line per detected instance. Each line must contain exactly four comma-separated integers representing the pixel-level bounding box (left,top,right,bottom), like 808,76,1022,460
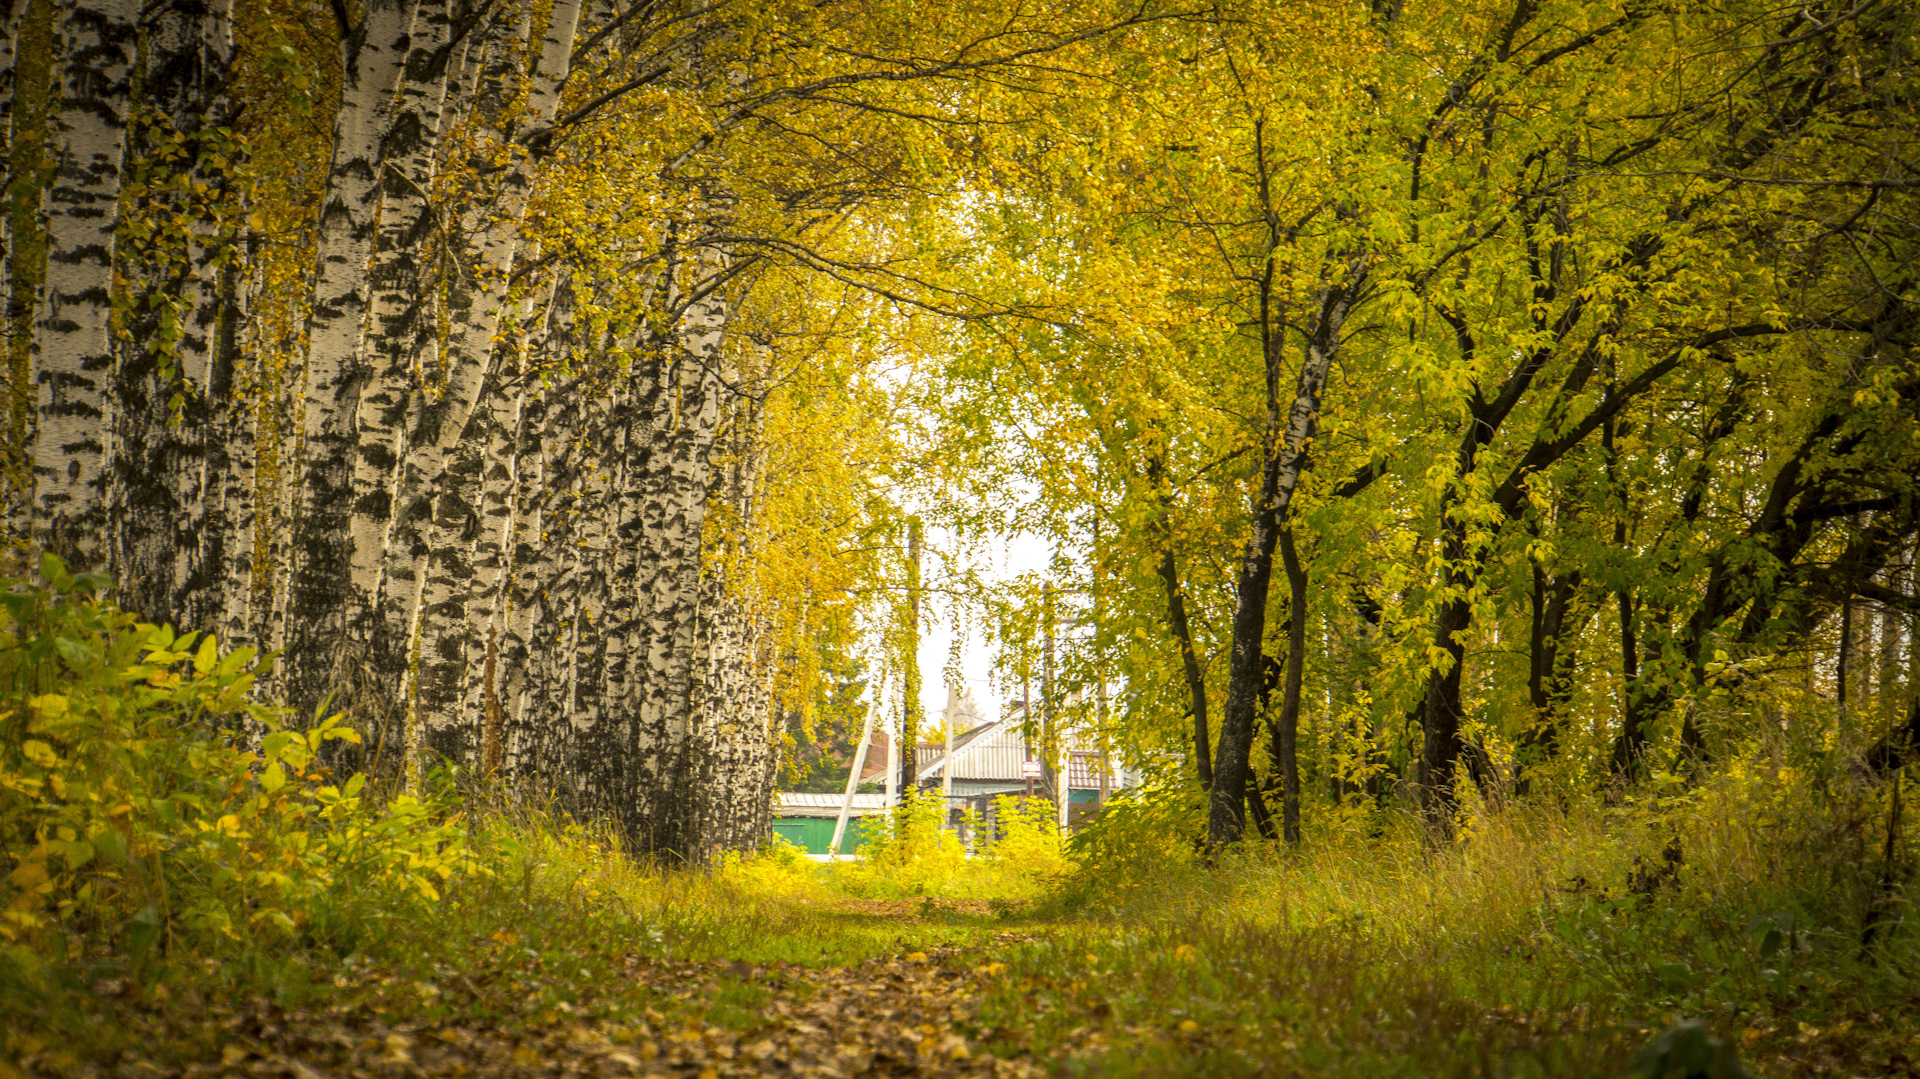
0,557,476,1015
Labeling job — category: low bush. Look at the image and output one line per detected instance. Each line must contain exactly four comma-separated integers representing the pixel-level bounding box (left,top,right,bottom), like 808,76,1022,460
0,558,478,1044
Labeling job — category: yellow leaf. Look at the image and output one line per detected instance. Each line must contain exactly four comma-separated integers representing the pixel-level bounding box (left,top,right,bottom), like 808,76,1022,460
8,860,48,889
261,761,286,793
20,740,58,769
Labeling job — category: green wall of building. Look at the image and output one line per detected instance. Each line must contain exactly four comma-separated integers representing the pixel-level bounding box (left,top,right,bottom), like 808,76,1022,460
771,816,873,854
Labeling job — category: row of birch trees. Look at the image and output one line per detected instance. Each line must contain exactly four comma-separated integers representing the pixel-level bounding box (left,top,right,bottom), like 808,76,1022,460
0,0,1179,859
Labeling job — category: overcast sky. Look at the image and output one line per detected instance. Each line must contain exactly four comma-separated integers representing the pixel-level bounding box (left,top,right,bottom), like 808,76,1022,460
897,525,1054,732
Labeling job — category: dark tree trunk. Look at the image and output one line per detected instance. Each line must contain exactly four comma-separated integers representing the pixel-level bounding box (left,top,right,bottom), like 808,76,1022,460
1207,281,1349,851
1150,455,1213,791
1274,526,1307,845
1522,566,1579,759
112,0,234,630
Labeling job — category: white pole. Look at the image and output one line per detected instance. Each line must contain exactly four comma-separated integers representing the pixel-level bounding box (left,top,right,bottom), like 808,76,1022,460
831,710,876,857
1058,741,1070,833
885,712,898,808
941,688,955,825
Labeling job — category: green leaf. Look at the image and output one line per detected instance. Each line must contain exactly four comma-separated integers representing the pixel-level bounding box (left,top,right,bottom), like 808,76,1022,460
128,904,162,966
93,827,128,866
38,552,69,586
260,760,287,794
52,636,96,672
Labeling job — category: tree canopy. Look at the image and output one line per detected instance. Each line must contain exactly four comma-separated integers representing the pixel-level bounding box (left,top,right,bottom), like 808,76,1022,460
2,0,1915,858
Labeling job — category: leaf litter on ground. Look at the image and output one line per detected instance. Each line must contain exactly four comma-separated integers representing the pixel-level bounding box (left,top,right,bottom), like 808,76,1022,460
10,933,1049,1079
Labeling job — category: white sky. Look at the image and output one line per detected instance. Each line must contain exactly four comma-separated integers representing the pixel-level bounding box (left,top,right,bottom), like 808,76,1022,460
904,526,1054,730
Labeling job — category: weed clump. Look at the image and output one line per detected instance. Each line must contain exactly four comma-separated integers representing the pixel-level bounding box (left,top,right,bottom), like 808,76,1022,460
0,561,477,1046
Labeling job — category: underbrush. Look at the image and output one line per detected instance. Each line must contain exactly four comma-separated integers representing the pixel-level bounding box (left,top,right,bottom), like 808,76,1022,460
0,562,478,1060
828,793,1072,901
0,574,1044,1067
981,754,1916,1077
6,569,1911,1077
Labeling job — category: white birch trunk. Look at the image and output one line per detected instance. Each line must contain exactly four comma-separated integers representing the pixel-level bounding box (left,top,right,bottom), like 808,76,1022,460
113,0,235,628
625,251,729,858
376,0,581,759
460,311,532,765
499,289,569,776
279,0,415,711
29,0,138,571
341,0,456,650
407,407,487,768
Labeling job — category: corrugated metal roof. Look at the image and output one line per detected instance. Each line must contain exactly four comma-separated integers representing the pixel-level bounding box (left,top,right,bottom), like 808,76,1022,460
776,792,890,817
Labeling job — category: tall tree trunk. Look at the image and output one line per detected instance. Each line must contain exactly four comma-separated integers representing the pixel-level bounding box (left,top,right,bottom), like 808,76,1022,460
5,0,54,529
462,322,531,767
280,0,416,713
1522,566,1580,762
112,0,235,628
1149,453,1212,791
1,0,24,454
624,252,729,859
210,254,257,645
378,0,582,753
340,0,458,657
1273,526,1307,846
29,0,138,571
1207,282,1352,851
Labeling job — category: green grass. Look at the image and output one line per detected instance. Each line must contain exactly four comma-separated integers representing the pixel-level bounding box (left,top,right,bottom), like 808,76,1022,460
6,761,1913,1078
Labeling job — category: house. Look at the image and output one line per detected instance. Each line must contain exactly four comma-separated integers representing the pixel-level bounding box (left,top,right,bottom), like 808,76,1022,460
771,687,1132,854
914,724,1123,832
769,791,887,855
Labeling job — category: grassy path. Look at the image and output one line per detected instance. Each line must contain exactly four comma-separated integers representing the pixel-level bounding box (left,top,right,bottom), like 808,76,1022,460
11,823,1916,1079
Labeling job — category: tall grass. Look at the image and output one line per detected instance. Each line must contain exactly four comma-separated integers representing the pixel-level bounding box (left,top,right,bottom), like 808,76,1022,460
3,570,1909,1078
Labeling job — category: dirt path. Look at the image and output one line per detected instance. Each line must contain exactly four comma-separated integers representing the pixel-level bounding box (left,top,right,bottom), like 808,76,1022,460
177,951,1035,1079
35,915,1047,1079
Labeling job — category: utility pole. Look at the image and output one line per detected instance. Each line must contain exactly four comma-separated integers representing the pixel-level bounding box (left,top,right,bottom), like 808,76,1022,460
900,517,923,807
940,686,955,829
1097,679,1111,806
885,707,897,808
1093,542,1112,807
832,709,876,857
1043,581,1063,831
1020,646,1034,805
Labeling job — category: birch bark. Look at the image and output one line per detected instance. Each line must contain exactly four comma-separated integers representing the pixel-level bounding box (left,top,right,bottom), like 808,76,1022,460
113,0,234,627
625,254,729,859
279,0,414,711
340,0,458,649
30,0,138,571
207,248,256,643
375,0,582,746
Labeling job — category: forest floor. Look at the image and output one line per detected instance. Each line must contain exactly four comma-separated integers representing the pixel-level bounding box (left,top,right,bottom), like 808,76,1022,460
10,795,1920,1079
14,883,1919,1079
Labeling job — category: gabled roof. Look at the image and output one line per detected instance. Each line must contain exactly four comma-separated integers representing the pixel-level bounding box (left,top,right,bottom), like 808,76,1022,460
913,722,1113,784
776,791,890,817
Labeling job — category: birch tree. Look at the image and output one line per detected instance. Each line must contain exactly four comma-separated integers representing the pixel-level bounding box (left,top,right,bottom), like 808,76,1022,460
278,0,417,713
112,0,237,627
28,0,139,569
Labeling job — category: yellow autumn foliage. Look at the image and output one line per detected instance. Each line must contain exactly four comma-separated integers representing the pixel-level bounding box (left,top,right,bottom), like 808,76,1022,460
0,555,478,993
